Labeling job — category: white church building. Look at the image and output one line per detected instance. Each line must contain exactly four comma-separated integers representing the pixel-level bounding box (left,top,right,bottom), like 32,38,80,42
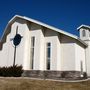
0,15,90,79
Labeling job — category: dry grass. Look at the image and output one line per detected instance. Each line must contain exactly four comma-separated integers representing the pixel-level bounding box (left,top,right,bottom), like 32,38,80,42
0,77,89,90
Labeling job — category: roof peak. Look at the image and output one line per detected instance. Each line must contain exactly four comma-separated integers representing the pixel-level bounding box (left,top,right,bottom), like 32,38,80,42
77,24,90,30
5,15,87,47
8,15,78,39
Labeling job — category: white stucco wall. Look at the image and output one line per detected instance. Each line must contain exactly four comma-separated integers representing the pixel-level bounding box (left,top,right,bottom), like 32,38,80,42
11,20,29,68
44,29,61,70
80,28,90,41
0,19,31,69
0,18,87,75
0,21,62,71
0,33,13,67
61,42,86,72
28,23,45,70
79,28,90,76
75,44,86,72
29,26,61,71
61,35,86,72
61,43,76,70
84,41,90,76
61,35,76,71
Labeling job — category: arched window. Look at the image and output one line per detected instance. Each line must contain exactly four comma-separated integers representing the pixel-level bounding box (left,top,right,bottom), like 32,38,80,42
82,30,86,37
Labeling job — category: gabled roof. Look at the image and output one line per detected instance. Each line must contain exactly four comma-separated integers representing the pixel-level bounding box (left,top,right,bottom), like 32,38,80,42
77,24,90,30
0,15,88,47
9,15,78,38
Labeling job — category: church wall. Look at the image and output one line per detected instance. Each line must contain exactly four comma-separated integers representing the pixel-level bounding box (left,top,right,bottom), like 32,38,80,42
75,44,86,72
0,19,31,69
0,33,14,67
0,17,88,79
79,27,90,76
29,25,62,71
9,20,29,68
0,21,62,71
29,23,45,70
44,29,61,70
80,28,90,41
61,43,76,70
84,41,90,76
61,35,76,71
60,34,86,72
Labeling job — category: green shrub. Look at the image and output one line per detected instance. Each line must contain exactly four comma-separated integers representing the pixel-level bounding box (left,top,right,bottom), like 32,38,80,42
0,65,23,77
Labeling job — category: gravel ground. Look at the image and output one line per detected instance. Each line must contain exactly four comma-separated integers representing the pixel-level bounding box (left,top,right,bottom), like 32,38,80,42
0,77,89,90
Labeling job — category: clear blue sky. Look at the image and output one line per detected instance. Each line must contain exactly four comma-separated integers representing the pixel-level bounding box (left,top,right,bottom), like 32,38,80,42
0,0,90,37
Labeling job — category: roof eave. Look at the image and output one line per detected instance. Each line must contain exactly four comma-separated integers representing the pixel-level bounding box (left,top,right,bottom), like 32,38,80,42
77,38,88,47
77,24,90,30
2,15,88,47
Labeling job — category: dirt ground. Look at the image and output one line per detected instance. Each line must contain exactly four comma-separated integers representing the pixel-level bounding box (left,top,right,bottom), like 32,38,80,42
0,77,89,90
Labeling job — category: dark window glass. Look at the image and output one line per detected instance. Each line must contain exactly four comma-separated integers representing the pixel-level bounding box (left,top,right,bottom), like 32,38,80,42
31,37,35,47
47,43,51,47
47,48,51,58
80,61,83,74
47,59,50,70
46,42,51,70
82,30,86,37
30,37,35,69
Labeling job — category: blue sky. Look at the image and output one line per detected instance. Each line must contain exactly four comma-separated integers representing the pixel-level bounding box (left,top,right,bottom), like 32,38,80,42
0,0,90,37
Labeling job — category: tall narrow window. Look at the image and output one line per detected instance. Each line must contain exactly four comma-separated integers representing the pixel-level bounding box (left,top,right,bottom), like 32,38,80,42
46,43,51,70
82,30,86,37
30,37,35,69
80,61,83,74
89,32,90,37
